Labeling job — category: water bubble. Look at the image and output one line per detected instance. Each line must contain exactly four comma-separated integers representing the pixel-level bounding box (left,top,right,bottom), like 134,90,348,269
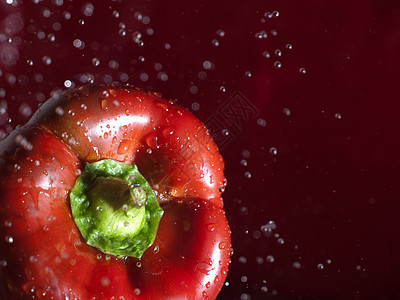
118,29,126,37
272,11,280,18
240,276,248,283
245,71,252,78
274,49,282,57
286,43,293,50
164,42,171,50
244,171,252,179
261,286,268,293
219,86,226,92
277,238,285,245
317,263,324,270
92,57,100,66
153,245,159,253
335,113,342,119
240,159,248,167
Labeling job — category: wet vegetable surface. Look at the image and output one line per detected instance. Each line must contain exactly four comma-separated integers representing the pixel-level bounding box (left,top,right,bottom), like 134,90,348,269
0,0,400,299
0,86,231,299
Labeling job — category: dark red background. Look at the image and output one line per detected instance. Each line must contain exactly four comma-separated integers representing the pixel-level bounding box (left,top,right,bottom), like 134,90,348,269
1,0,400,299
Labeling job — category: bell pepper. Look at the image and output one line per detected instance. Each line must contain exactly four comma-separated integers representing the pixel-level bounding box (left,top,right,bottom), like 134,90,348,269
0,85,231,299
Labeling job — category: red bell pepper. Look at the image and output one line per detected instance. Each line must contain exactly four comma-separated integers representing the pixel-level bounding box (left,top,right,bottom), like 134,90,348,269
0,85,231,299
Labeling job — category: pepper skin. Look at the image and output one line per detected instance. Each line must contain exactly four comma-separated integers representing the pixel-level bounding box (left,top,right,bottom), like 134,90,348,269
0,85,231,299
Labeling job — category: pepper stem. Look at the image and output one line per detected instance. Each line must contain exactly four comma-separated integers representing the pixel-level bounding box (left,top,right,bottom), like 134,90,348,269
70,159,163,258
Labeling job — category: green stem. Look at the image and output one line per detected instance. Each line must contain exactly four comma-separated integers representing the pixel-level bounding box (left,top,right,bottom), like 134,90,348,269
70,159,163,258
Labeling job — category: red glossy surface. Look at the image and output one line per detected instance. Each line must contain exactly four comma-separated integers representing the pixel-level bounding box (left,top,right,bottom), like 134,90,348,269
0,0,399,299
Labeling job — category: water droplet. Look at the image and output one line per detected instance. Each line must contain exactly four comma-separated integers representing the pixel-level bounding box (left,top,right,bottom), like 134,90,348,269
219,86,226,92
317,263,324,270
218,241,226,250
266,255,275,263
244,171,252,179
5,235,13,243
299,67,307,74
335,113,342,119
292,261,301,269
274,61,282,69
269,147,277,155
277,238,285,244
216,29,225,37
244,71,252,78
191,102,200,111
240,159,248,167
262,51,271,58
153,245,159,253
55,106,64,115
136,261,142,268
96,206,103,212
238,256,247,264
112,10,120,18
286,43,293,50
211,39,219,46
257,118,267,127
101,277,110,287
274,49,282,57
4,220,12,227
